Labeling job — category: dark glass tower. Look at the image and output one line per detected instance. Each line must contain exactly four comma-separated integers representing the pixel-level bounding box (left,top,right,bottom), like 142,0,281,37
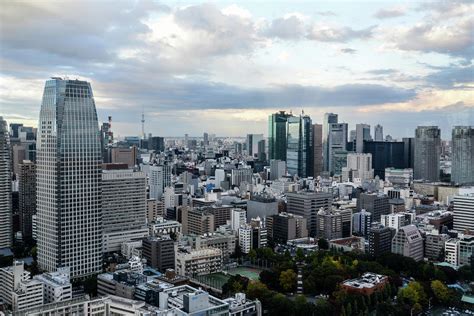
286,115,313,177
268,111,292,161
37,78,102,278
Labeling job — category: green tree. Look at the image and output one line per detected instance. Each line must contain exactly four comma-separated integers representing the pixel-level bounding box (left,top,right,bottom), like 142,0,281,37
431,280,450,305
295,248,305,262
318,238,329,250
279,269,297,292
246,281,271,301
248,249,257,261
398,281,427,307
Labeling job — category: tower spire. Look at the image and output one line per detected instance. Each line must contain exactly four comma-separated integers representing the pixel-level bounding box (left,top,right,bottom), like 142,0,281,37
141,109,145,140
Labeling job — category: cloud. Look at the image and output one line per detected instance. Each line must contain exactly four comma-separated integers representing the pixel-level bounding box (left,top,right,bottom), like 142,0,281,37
307,25,375,42
316,11,337,16
374,7,406,19
264,15,306,39
340,48,357,54
424,65,474,89
366,69,398,75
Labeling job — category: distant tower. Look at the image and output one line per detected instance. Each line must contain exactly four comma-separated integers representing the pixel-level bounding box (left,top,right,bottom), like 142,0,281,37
0,116,12,249
141,110,145,140
374,124,383,141
414,126,441,182
451,126,474,185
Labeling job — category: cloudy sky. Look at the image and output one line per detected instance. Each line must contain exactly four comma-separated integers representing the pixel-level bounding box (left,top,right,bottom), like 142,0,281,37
0,0,473,139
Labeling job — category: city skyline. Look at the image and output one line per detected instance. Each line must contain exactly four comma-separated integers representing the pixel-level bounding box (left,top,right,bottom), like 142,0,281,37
1,0,473,138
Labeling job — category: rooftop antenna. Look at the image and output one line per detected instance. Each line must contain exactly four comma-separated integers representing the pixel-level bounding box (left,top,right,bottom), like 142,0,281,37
141,108,145,140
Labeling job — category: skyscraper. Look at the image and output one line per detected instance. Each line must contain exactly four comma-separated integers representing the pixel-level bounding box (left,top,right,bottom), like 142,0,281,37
356,123,371,153
268,111,292,161
453,195,474,234
246,134,263,158
18,161,36,240
0,117,12,250
363,141,405,179
402,137,415,169
149,164,172,200
323,113,338,171
286,115,313,177
312,124,323,178
414,126,441,182
328,122,348,174
374,124,383,141
36,78,102,278
451,126,474,185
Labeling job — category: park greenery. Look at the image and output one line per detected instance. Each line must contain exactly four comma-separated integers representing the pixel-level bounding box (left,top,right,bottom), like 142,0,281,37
223,240,474,316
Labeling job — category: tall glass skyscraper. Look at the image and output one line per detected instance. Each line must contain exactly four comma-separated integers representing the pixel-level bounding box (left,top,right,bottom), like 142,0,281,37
451,126,474,185
36,78,102,278
323,113,338,171
286,115,313,177
414,126,441,182
268,111,292,161
0,117,12,250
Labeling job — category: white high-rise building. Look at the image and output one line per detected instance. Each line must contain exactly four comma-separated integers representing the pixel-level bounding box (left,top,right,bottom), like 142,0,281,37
341,153,374,183
356,123,371,153
453,195,474,234
149,164,172,200
231,209,246,232
374,124,383,142
0,117,12,249
36,78,102,279
451,126,474,185
270,159,286,180
102,167,149,253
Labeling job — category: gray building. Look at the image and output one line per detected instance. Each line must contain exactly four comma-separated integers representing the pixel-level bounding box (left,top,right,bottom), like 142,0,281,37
328,123,348,174
142,236,176,272
451,126,474,185
357,193,390,222
374,124,383,142
367,224,394,257
356,123,371,153
0,117,12,250
247,194,278,221
317,209,342,240
267,212,308,243
102,165,148,253
391,225,424,261
36,78,102,279
286,115,313,178
270,159,286,180
287,191,332,237
312,123,323,178
453,195,474,234
18,161,36,240
352,209,372,236
425,232,448,261
323,113,338,172
149,164,172,200
414,126,441,182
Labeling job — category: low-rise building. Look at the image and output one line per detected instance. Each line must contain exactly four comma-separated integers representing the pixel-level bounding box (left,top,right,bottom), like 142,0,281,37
341,272,388,295
175,248,223,277
33,267,72,304
142,236,176,272
444,235,474,267
149,217,182,237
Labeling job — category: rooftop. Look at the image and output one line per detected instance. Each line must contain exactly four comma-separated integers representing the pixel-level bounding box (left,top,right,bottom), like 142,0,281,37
343,273,388,289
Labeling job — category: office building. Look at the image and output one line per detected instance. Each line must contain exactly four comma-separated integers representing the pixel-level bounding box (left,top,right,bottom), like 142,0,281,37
363,141,405,179
268,111,293,161
0,261,44,312
36,78,102,278
0,117,12,250
18,160,36,240
328,122,348,174
453,195,474,234
374,124,383,142
444,235,474,267
270,159,286,180
367,224,394,257
238,219,267,254
110,146,137,167
385,168,413,188
148,217,182,237
342,153,374,182
148,136,165,152
184,230,236,263
357,193,390,222
312,123,323,177
286,114,313,178
317,209,343,240
142,236,176,272
356,123,371,153
176,248,222,277
231,168,252,186
323,113,338,171
102,166,148,253
352,209,372,236
230,208,246,232
246,134,264,158
247,194,278,220
287,191,332,236
149,164,172,200
451,126,474,185
391,225,423,261
181,208,215,235
425,232,448,261
402,137,415,169
267,212,308,243
381,213,411,231
414,126,441,181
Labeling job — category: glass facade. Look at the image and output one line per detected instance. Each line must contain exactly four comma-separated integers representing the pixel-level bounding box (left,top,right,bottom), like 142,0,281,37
286,115,313,177
37,78,102,278
268,111,292,161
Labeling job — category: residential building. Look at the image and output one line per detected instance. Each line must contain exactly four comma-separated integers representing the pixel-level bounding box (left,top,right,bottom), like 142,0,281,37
451,126,474,185
175,248,223,277
36,78,102,278
238,218,267,254
391,225,424,261
414,126,441,181
149,164,172,200
352,209,372,236
230,209,246,232
444,235,474,267
368,224,395,257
